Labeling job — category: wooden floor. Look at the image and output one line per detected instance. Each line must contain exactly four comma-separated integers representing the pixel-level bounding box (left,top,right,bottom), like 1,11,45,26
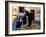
20,23,40,30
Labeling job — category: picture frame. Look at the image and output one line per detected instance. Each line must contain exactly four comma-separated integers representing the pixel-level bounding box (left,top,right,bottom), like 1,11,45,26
5,1,45,36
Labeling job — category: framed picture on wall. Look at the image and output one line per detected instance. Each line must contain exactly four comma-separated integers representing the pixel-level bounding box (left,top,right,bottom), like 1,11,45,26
5,1,45,36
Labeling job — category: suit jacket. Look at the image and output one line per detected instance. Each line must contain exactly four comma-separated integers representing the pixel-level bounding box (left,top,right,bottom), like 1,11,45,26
25,11,32,20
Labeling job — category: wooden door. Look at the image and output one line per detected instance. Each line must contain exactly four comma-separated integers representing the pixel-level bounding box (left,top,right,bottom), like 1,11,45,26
30,10,35,20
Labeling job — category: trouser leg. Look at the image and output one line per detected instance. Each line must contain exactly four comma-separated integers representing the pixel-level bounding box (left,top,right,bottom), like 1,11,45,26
28,16,32,27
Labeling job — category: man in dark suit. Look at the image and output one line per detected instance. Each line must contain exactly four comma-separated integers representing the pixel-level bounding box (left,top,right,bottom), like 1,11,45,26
25,10,32,27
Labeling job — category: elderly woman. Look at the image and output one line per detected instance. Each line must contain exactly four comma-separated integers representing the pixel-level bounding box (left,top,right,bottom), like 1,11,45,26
15,10,26,30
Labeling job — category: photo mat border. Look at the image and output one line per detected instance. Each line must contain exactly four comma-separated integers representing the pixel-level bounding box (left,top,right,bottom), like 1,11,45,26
5,1,45,36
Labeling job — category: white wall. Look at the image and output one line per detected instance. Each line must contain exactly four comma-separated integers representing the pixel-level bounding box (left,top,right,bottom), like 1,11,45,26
12,6,19,15
0,0,46,37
